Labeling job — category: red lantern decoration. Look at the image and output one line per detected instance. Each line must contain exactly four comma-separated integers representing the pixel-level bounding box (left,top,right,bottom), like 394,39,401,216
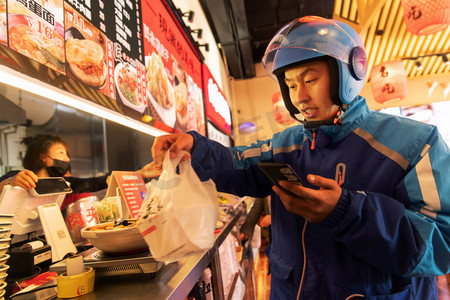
272,92,295,125
370,60,408,104
401,0,450,35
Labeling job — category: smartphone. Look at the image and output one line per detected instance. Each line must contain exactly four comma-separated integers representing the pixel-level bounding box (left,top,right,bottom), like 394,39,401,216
258,162,303,188
30,177,73,197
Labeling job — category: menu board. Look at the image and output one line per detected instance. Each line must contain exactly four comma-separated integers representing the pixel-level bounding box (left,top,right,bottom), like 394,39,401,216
101,0,147,114
64,2,114,98
0,0,211,135
7,0,66,74
202,64,232,135
0,0,6,45
142,0,205,135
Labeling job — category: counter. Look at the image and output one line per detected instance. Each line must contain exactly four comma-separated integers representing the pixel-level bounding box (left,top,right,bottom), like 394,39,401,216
12,207,243,300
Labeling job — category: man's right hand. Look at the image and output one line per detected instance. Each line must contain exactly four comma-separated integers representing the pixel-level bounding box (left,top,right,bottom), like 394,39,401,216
151,133,194,165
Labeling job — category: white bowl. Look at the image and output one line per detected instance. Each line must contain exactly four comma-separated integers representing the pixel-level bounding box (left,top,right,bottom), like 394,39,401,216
0,246,8,257
0,255,9,267
0,230,11,240
0,239,10,249
0,223,12,230
0,215,13,223
81,220,148,254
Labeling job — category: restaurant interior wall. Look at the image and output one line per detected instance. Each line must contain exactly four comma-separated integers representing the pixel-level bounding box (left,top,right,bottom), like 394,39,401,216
231,63,450,146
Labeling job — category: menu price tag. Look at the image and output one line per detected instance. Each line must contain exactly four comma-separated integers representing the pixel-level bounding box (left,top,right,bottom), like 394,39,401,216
106,171,146,219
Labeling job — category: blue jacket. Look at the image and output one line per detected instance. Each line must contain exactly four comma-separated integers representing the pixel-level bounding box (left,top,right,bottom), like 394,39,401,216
188,96,450,299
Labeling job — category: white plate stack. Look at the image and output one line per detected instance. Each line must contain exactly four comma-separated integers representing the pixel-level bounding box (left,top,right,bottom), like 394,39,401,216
0,214,13,300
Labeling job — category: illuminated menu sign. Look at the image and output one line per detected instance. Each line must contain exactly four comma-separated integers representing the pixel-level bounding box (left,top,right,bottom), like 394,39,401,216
7,0,65,74
202,64,231,135
142,0,205,135
0,0,6,46
1,0,207,135
102,0,147,114
64,2,115,98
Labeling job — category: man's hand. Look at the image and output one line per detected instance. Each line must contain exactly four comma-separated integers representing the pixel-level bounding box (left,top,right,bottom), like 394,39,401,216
151,133,194,165
273,174,342,222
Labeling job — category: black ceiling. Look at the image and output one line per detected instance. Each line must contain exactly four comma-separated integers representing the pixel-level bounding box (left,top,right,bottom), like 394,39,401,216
199,0,335,79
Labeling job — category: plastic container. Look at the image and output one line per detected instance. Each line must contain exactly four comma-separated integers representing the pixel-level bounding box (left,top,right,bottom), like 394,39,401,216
62,196,98,243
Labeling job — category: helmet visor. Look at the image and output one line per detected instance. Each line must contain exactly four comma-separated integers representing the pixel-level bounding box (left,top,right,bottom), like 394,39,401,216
262,16,361,80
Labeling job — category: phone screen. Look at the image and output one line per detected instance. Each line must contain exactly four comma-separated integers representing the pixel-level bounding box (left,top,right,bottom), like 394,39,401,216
258,162,303,187
33,178,72,195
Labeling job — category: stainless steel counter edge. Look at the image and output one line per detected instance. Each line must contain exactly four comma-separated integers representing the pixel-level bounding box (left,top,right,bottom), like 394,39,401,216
14,208,242,300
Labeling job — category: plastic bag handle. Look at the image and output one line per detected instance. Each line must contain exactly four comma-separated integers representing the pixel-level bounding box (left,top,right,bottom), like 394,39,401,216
162,150,190,174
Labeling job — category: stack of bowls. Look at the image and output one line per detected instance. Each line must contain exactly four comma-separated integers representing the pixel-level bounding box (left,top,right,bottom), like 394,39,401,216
0,214,13,299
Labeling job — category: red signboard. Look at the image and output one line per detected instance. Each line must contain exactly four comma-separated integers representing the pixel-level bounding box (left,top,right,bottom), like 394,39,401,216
142,0,205,135
202,64,231,135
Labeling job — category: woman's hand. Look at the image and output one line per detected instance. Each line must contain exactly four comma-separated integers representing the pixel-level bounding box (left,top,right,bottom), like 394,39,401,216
11,169,39,190
151,133,194,165
273,174,342,222
138,161,163,178
259,215,271,227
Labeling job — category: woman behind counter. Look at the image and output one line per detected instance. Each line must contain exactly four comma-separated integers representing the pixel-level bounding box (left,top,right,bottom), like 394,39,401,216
0,134,161,210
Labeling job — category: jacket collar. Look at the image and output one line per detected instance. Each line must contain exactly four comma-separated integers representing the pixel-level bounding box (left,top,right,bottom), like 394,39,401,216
304,96,370,143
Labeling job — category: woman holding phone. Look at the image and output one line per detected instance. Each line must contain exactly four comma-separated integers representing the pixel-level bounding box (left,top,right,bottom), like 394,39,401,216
0,134,160,210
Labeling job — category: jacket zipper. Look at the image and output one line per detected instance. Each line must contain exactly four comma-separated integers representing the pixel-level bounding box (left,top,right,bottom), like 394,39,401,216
335,163,346,186
296,221,308,300
310,131,316,150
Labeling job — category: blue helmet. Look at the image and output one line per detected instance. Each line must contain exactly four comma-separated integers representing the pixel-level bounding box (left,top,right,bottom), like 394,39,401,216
262,16,367,117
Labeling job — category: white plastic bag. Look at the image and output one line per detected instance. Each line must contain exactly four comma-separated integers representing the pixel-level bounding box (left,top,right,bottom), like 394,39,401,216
138,151,219,262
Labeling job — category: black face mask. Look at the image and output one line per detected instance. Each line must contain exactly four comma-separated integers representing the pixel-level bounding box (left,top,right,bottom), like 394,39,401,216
46,157,70,177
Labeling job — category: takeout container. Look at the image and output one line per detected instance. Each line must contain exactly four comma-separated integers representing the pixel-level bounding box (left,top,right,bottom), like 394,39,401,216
0,273,7,284
0,255,9,267
0,215,13,223
0,223,12,230
0,230,10,240
80,220,148,254
0,265,8,277
0,247,8,257
0,239,10,248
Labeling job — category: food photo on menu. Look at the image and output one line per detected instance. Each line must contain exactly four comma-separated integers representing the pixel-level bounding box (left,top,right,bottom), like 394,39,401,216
0,0,6,46
7,0,65,73
172,56,189,131
115,60,146,113
63,3,111,96
146,51,176,128
65,35,107,89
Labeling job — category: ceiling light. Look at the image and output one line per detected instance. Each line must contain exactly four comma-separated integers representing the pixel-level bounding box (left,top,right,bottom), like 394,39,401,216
177,9,194,23
189,27,203,39
198,43,209,52
415,60,423,70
